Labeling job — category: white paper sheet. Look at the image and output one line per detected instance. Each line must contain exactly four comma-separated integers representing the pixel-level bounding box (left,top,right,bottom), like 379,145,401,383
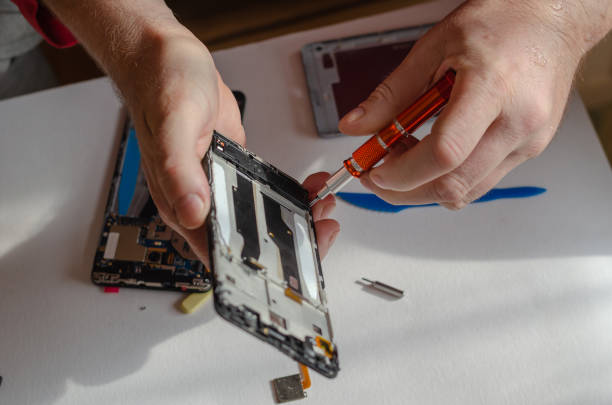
1,0,612,404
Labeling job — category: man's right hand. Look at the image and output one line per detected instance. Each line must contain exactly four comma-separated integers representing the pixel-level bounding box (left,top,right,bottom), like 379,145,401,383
338,0,612,211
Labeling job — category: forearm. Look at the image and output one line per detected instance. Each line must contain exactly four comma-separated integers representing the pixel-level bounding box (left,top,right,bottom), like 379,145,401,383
42,0,191,91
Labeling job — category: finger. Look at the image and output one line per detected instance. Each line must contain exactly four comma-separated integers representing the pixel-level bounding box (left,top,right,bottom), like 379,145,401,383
382,135,420,162
338,29,444,135
440,151,526,210
360,147,521,208
138,156,211,265
379,118,519,205
303,171,333,195
360,173,432,205
368,70,502,192
302,172,336,221
430,119,521,208
174,225,211,269
145,102,213,231
312,195,336,222
314,218,340,260
139,159,175,224
214,75,246,146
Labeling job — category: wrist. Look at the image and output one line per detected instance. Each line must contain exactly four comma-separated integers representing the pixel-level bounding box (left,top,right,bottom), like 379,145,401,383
105,19,195,97
43,0,196,92
527,0,612,59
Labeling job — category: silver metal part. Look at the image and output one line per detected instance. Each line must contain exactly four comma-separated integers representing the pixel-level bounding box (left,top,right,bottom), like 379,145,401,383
348,157,362,172
271,374,306,403
309,166,353,207
376,134,389,150
107,225,146,262
393,118,408,136
361,277,404,298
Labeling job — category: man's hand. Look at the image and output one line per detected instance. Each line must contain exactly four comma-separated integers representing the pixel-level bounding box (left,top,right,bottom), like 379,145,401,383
117,38,339,260
118,32,245,259
42,1,246,259
303,172,341,259
43,0,341,260
339,0,612,209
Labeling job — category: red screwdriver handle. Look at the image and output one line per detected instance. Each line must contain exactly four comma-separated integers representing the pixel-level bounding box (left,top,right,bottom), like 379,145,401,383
344,70,456,177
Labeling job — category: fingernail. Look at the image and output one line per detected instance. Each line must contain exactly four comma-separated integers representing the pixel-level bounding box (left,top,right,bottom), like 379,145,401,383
321,199,336,219
174,193,206,229
328,229,340,246
370,173,385,188
360,174,374,190
312,201,324,220
344,107,365,123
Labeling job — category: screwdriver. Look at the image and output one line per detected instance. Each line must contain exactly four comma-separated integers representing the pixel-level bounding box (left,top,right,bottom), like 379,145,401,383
310,70,456,206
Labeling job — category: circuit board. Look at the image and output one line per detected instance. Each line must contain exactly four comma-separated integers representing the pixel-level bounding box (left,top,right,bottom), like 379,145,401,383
91,120,211,292
92,216,210,291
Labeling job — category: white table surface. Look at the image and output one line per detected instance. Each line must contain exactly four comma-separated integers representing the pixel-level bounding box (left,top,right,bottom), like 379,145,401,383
2,1,612,404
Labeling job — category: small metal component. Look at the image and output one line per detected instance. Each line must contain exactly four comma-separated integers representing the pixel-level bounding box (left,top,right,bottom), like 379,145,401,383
309,195,322,207
376,134,389,150
309,166,353,207
348,156,362,172
271,374,306,403
108,225,147,262
393,118,408,136
361,277,404,298
270,310,288,329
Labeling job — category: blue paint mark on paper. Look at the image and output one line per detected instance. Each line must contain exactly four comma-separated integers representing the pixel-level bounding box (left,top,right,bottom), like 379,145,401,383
118,126,141,215
336,186,546,213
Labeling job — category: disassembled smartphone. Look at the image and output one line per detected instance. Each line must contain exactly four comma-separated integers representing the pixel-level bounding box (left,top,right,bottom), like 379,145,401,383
204,133,339,378
91,91,246,292
301,24,432,137
91,120,211,292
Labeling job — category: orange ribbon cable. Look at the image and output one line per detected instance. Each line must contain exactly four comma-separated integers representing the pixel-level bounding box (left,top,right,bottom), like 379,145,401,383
299,363,311,389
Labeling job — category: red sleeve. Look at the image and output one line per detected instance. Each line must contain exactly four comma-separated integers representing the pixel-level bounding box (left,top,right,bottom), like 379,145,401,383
11,0,77,48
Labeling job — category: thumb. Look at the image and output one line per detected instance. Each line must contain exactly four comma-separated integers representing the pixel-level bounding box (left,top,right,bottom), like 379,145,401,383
214,75,246,146
158,157,210,231
147,103,214,231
